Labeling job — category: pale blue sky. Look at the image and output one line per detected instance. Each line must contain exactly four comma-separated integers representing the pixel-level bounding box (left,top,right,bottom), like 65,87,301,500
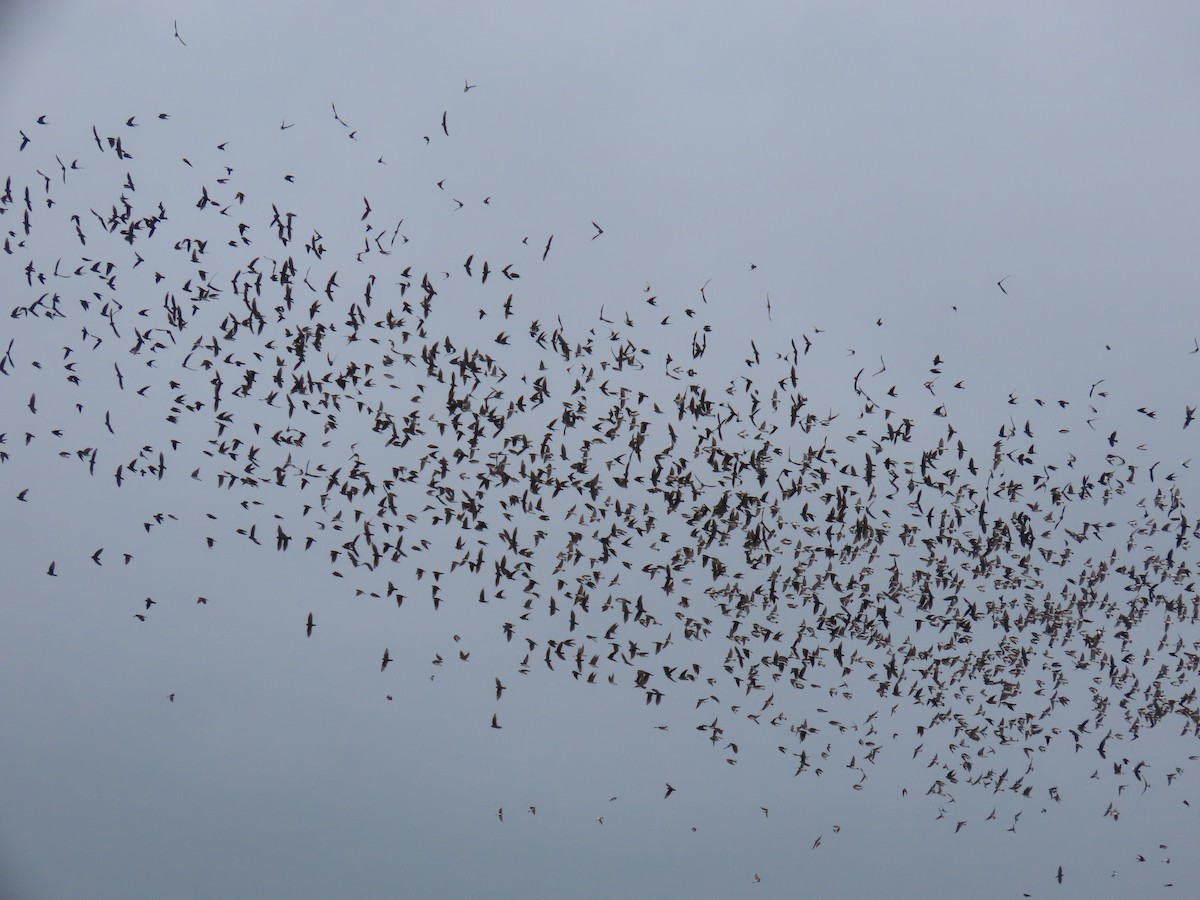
2,3,1199,898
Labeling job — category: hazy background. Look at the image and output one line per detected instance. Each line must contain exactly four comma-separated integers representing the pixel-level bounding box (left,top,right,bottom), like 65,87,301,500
2,2,1199,897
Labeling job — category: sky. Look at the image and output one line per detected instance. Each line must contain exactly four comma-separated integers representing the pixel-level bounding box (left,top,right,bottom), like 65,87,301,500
2,2,1200,898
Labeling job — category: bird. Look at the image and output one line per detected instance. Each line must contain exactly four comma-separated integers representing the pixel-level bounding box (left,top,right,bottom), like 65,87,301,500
173,20,187,46
997,275,1010,294
664,783,675,799
464,80,477,92
306,613,315,637
381,648,391,671
491,713,501,729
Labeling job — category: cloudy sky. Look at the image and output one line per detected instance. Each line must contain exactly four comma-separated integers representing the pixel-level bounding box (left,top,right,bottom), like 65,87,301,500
2,2,1199,898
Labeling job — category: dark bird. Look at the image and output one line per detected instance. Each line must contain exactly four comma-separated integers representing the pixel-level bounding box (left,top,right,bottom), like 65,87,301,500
491,713,501,729
441,111,448,136
47,561,57,576
997,275,1010,294
381,648,392,671
591,221,604,240
173,20,187,46
306,612,315,637
543,235,553,261
464,80,477,92
664,783,675,799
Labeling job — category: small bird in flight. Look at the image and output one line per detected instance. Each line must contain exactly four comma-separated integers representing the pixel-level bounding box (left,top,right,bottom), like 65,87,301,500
997,275,1010,294
174,20,187,46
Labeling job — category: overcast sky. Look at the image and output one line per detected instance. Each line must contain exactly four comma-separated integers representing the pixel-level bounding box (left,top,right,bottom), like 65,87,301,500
2,3,1200,898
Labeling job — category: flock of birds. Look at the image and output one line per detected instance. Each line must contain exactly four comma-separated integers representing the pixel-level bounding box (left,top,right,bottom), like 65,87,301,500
4,70,1199,891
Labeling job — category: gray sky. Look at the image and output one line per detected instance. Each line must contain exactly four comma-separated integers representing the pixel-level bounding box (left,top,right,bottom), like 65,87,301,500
2,2,1199,898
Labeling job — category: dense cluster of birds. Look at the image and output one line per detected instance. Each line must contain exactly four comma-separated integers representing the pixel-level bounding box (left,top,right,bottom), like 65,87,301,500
4,78,1199,889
